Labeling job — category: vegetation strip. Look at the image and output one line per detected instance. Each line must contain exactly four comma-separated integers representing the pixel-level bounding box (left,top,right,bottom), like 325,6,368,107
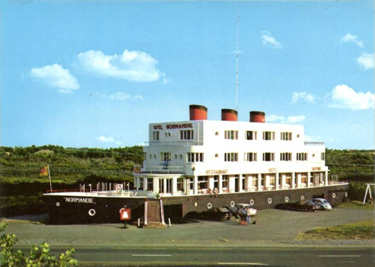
296,220,375,240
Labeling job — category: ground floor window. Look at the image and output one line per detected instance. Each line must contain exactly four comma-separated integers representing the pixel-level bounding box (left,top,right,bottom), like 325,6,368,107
301,173,308,184
139,178,144,190
252,176,258,187
147,178,153,191
222,176,229,188
198,176,208,189
177,178,184,191
269,175,276,186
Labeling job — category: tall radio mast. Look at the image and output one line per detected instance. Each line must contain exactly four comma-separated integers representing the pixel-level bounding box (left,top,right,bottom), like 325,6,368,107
236,15,240,111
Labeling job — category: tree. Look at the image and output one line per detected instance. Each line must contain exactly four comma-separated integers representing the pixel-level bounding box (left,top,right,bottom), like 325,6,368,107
0,220,78,267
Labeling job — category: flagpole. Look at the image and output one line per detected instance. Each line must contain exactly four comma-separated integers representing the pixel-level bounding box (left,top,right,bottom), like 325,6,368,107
48,164,53,191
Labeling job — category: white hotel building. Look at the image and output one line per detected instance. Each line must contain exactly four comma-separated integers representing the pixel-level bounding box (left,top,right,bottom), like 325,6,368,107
133,105,330,198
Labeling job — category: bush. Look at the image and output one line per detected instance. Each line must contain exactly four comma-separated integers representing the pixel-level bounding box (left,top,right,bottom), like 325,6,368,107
348,181,368,201
0,220,78,266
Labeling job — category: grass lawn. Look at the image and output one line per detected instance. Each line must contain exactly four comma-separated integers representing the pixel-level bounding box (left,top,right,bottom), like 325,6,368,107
337,200,375,211
296,220,375,240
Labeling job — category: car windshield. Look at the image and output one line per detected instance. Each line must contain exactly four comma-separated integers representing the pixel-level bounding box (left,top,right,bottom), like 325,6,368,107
322,200,328,204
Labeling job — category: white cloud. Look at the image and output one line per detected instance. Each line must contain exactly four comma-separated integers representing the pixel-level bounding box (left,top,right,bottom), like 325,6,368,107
357,52,374,70
97,136,122,145
97,92,144,101
261,32,283,49
267,115,305,124
328,85,374,110
30,64,80,93
75,49,166,82
291,92,315,104
341,33,364,47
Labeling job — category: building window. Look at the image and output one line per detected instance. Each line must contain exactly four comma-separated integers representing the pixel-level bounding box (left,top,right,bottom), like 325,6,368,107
252,176,258,187
177,178,184,191
281,132,292,141
152,131,160,141
297,153,308,161
198,176,208,189
269,175,276,186
147,178,153,191
285,174,292,185
244,152,257,162
139,178,144,190
224,152,238,162
222,176,228,188
301,173,308,184
225,130,238,140
187,153,204,163
180,130,194,140
280,152,292,161
246,131,257,140
143,153,147,161
263,131,275,141
263,152,275,161
321,153,325,160
161,152,171,162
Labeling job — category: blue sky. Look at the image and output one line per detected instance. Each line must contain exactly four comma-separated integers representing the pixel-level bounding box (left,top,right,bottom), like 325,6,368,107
1,0,374,149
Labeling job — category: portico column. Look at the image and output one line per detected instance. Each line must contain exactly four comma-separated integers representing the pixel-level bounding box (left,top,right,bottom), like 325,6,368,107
193,175,198,195
208,176,214,190
238,175,243,192
218,175,223,193
276,173,279,190
325,171,329,186
292,173,296,189
307,172,311,188
282,174,286,189
162,179,166,193
247,175,252,191
257,173,262,191
153,177,159,194
143,177,147,191
171,177,177,194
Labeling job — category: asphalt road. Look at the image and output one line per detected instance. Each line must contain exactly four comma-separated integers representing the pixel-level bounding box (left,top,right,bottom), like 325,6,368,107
14,245,375,267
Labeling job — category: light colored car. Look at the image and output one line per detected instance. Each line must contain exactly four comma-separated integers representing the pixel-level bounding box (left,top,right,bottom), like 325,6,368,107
310,198,332,210
235,203,257,216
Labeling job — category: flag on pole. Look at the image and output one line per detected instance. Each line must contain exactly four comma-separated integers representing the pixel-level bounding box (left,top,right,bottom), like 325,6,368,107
40,166,49,176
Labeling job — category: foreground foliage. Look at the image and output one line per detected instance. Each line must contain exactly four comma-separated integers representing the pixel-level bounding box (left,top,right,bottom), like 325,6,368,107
296,220,375,240
0,220,77,267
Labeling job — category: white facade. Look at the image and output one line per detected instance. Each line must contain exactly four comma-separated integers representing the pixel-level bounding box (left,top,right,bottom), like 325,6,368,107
133,119,329,196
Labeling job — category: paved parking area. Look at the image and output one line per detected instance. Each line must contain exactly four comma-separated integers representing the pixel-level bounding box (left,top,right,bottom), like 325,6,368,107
6,207,375,247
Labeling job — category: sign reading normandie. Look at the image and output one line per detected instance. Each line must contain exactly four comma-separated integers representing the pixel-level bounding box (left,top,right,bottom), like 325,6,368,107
205,169,228,175
64,197,94,204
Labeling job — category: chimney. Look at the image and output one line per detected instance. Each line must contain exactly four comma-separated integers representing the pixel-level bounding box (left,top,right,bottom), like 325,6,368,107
221,109,238,121
250,111,265,123
189,105,208,120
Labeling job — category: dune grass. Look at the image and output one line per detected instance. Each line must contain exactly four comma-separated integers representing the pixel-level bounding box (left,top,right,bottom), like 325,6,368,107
337,200,375,211
296,220,375,240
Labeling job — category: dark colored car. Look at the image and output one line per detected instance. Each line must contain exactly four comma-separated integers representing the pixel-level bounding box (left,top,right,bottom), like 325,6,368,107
275,201,316,212
203,207,232,221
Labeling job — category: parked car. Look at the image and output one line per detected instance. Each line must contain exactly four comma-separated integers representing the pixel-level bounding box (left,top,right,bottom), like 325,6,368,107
203,207,232,221
309,198,332,210
275,201,316,212
228,203,257,217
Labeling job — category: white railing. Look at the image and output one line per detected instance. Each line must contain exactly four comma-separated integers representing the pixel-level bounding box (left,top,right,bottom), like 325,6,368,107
141,165,185,174
304,142,325,146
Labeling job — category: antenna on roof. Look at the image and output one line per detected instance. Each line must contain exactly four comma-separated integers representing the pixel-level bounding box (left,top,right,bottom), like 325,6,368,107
235,14,240,111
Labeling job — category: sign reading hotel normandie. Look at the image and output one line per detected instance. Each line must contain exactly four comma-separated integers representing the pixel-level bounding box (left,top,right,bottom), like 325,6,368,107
153,123,193,130
205,169,228,175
